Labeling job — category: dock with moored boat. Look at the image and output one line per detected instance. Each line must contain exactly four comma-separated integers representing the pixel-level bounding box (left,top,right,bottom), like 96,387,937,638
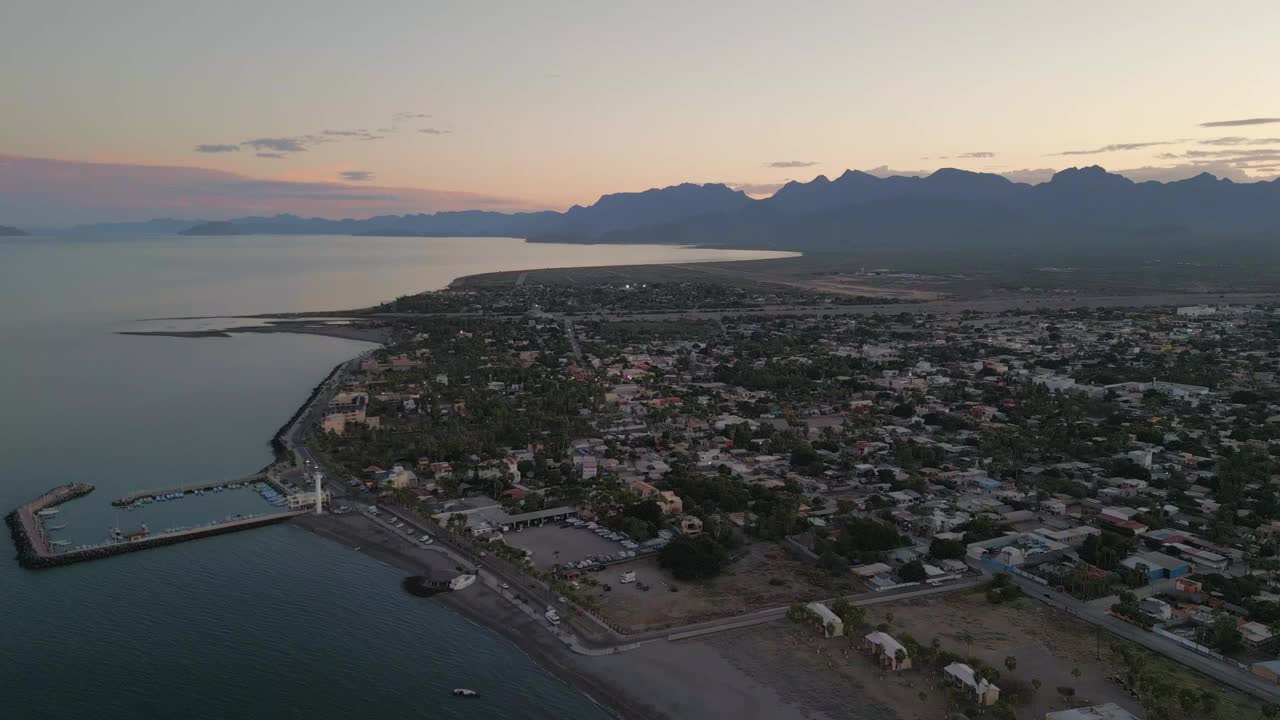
6,480,307,570
110,472,285,507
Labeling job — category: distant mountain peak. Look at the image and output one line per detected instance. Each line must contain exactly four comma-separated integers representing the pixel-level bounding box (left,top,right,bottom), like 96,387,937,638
1179,171,1230,186
1048,165,1134,188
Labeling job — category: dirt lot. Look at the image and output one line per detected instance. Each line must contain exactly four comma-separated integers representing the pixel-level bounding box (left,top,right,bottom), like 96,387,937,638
705,621,941,720
704,589,1265,720
589,542,861,632
501,524,628,570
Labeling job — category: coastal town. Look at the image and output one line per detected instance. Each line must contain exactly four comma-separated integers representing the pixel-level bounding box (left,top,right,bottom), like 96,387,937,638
290,278,1280,720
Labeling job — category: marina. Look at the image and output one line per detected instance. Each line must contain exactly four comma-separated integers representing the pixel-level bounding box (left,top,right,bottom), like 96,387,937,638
110,473,281,508
6,478,308,570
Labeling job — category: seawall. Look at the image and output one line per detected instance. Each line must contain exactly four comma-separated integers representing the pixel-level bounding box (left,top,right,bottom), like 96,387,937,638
7,509,306,570
270,359,347,458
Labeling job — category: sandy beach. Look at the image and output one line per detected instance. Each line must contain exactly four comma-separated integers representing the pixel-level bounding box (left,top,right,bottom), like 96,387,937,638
290,511,865,720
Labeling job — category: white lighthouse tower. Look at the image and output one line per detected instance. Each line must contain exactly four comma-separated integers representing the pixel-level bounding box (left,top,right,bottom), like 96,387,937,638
313,471,325,514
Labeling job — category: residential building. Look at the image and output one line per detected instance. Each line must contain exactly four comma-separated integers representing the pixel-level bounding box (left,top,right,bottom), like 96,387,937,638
861,631,911,670
806,602,844,638
943,662,1000,706
680,516,703,536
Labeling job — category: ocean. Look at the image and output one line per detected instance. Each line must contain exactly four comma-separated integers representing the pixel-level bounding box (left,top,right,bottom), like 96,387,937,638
0,234,792,720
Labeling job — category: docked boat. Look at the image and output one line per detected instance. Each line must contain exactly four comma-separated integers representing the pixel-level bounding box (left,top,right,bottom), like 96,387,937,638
47,524,67,530
449,574,477,591
50,539,72,547
452,689,479,698
37,508,59,517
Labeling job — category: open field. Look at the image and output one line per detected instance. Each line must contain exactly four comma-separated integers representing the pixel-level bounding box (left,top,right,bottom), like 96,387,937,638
586,542,861,632
683,589,1269,720
705,621,940,720
885,591,1264,718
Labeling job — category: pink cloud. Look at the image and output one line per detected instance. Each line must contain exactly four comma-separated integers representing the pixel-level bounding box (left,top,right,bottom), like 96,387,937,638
0,154,538,225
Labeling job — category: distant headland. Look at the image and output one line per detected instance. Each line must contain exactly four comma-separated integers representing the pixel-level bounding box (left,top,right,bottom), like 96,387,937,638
179,221,246,236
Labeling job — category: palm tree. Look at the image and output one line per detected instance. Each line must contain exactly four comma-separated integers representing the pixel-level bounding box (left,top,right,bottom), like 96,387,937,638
1031,678,1042,694
1004,655,1017,673
894,648,907,670
957,629,975,655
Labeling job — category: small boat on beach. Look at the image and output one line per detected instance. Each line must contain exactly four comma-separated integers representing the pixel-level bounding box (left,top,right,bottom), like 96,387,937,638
452,689,479,698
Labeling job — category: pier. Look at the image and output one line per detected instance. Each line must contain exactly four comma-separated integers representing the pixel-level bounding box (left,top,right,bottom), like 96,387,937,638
110,472,282,507
7,480,308,570
7,483,96,562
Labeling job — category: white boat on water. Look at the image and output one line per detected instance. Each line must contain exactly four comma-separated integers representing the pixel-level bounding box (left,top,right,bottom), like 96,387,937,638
452,689,479,698
47,524,67,530
50,539,72,546
37,509,59,517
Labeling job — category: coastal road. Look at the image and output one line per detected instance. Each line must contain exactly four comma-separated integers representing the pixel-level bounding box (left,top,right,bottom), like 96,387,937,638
364,505,631,655
1006,574,1280,704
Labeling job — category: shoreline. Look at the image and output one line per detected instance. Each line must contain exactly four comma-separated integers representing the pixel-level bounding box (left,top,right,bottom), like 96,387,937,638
290,513,662,720
118,323,388,344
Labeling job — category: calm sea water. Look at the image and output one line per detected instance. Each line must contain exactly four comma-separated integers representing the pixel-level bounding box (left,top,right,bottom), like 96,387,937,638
0,235,793,720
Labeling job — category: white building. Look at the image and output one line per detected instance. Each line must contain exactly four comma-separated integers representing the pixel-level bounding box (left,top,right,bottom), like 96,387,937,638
1177,305,1217,317
806,602,844,638
944,662,1000,706
862,631,911,670
287,489,330,511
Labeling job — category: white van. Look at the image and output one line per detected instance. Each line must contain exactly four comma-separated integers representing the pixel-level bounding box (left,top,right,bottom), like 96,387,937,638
619,571,636,584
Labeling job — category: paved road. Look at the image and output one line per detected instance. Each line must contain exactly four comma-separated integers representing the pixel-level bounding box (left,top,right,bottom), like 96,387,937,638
1006,574,1280,704
564,318,583,362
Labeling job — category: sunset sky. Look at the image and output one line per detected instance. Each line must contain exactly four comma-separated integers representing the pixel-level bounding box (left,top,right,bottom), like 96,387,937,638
4,1,1279,224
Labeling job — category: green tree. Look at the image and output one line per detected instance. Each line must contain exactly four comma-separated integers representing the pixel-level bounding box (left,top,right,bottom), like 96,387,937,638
658,534,730,580
898,560,928,583
1211,612,1243,655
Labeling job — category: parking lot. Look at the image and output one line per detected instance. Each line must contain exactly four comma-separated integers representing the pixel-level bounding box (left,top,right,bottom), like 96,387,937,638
501,523,642,570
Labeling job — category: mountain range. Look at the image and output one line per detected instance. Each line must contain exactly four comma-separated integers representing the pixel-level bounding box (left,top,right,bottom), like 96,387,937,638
58,167,1280,261
0,224,30,237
